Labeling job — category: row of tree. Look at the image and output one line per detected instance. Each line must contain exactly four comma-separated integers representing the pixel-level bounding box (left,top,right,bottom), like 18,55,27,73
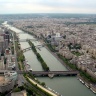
28,40,49,71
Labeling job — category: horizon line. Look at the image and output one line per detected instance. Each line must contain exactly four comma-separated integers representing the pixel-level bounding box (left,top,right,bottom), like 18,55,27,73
0,13,96,15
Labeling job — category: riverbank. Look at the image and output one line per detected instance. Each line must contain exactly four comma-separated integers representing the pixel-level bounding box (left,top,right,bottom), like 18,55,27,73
77,74,96,94
27,77,58,96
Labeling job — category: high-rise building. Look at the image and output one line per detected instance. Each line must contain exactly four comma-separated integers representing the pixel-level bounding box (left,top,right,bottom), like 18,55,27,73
0,28,10,57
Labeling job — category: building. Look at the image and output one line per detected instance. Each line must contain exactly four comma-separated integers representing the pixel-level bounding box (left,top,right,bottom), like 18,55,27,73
47,33,62,46
4,30,10,48
0,28,10,58
4,48,16,70
11,90,27,96
0,59,5,70
0,70,17,93
0,35,5,57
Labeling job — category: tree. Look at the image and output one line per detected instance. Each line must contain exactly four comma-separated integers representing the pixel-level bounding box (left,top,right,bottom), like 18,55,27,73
63,35,66,39
41,82,46,86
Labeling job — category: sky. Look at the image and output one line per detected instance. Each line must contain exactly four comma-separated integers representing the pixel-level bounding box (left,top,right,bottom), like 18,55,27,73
0,0,96,14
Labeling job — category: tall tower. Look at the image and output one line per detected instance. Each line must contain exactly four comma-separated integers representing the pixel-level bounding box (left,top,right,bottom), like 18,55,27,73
4,30,10,48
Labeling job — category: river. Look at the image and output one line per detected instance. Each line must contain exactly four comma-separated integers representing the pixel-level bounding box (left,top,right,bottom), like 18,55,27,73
5,24,95,96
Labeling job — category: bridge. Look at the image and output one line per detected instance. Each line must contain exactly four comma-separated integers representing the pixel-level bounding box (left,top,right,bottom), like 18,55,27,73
22,47,32,52
0,70,78,78
22,45,44,52
16,32,27,34
35,45,44,48
19,38,37,42
17,71,78,77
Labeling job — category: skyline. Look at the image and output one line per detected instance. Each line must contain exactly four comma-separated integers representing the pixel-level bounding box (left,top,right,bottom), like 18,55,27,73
0,0,96,14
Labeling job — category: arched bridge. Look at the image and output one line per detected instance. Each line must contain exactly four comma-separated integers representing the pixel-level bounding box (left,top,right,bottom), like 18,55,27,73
22,47,32,52
22,45,44,52
35,45,44,48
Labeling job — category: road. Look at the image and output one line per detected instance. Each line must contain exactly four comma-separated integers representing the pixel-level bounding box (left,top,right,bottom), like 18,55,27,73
25,82,47,96
11,32,19,71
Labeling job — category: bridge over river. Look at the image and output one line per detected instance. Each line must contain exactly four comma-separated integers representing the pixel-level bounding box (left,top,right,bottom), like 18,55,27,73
22,45,44,52
17,71,78,77
19,38,37,42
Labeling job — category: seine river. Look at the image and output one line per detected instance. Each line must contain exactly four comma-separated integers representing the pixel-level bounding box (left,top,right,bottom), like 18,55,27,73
5,24,95,96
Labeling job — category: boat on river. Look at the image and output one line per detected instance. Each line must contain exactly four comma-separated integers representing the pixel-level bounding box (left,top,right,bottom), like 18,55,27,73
28,68,33,72
79,79,84,84
90,88,96,94
25,61,32,71
85,83,90,88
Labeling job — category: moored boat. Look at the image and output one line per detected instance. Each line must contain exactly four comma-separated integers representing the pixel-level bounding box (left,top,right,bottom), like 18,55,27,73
90,88,96,94
79,79,84,84
85,83,90,88
28,68,33,72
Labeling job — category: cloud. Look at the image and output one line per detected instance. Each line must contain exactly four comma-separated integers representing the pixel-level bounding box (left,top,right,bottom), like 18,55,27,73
0,0,96,14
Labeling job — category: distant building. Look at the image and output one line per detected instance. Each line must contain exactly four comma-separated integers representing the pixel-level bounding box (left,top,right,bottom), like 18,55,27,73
4,30,10,48
47,33,62,46
0,28,4,56
0,36,5,57
0,28,10,57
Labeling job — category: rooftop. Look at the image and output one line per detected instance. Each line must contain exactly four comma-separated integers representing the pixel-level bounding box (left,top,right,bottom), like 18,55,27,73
11,90,27,96
0,70,17,86
0,60,5,70
0,36,4,42
0,76,10,86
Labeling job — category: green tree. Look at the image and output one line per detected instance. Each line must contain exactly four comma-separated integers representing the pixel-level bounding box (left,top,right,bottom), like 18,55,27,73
41,82,46,86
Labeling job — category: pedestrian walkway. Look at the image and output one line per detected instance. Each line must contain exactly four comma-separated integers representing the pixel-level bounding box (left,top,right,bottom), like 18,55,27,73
27,77,58,96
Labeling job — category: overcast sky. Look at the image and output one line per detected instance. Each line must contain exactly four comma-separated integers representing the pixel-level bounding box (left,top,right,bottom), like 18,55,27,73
0,0,96,14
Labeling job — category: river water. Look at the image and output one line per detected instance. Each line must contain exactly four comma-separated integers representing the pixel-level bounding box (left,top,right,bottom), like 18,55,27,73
5,24,95,96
